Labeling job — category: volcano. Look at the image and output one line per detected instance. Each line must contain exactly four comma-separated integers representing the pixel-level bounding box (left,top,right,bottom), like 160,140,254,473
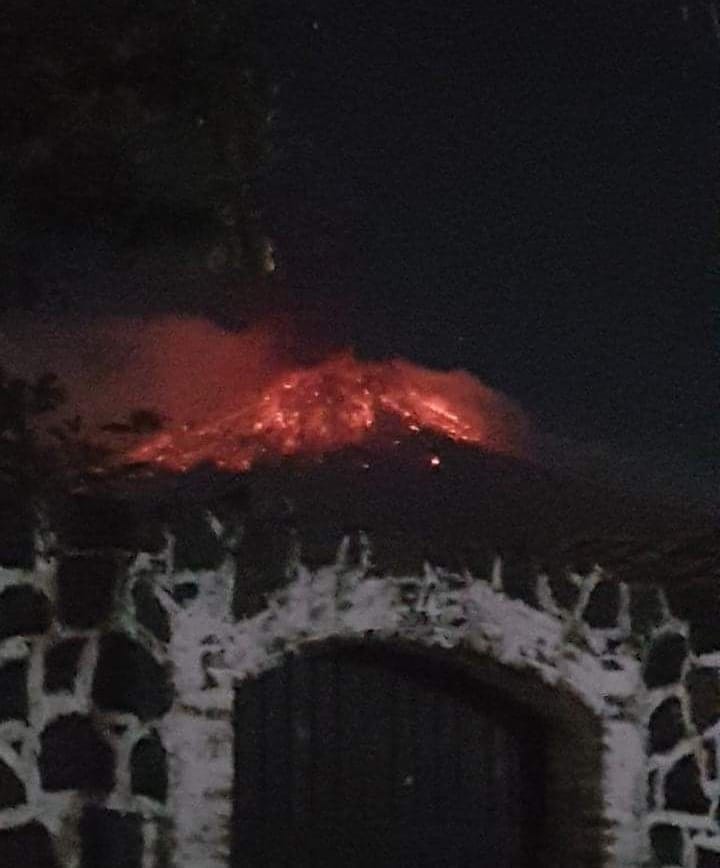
124,351,529,473
74,346,716,586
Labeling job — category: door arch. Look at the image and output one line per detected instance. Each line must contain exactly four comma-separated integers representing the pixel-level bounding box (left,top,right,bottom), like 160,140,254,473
233,642,545,867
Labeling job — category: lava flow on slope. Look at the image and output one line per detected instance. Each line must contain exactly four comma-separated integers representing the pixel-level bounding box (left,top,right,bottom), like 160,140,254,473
126,351,529,473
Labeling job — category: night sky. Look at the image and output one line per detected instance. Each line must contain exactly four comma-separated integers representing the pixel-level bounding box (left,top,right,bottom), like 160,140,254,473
1,1,718,505
257,0,719,503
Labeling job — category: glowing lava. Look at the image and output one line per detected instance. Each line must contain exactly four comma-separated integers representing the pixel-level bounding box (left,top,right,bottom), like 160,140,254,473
126,351,527,472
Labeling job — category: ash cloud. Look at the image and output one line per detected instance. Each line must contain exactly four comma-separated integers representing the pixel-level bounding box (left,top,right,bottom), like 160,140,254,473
0,314,294,431
0,311,713,514
0,314,532,456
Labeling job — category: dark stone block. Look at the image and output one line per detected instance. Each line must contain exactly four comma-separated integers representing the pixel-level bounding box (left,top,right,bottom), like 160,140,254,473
234,518,297,619
698,848,720,868
649,697,686,754
130,730,168,802
650,824,683,865
500,556,537,607
39,714,114,793
664,754,710,814
56,555,118,629
171,511,224,571
457,544,494,580
80,806,143,868
687,668,720,733
421,539,467,574
367,532,425,578
288,519,364,575
0,821,58,868
0,659,28,722
629,585,665,636
172,581,198,604
643,632,687,688
54,495,164,553
132,579,170,643
0,538,34,570
93,633,173,721
0,498,34,569
666,580,719,624
298,533,342,571
666,581,720,655
0,757,26,808
44,638,86,693
547,571,580,612
690,622,720,656
582,579,620,629
0,586,51,640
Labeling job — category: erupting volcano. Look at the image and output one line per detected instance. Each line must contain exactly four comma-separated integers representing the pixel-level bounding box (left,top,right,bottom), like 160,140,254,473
126,351,528,473
6,316,711,570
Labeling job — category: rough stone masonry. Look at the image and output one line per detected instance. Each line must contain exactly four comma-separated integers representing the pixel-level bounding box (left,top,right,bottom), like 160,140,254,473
0,492,719,868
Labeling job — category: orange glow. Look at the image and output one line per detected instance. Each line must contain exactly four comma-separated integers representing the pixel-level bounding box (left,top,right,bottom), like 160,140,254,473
125,350,528,473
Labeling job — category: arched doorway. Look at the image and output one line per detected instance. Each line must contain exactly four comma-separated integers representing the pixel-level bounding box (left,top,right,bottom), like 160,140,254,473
232,643,546,867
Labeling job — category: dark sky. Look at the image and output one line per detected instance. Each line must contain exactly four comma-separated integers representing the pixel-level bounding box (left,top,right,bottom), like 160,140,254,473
257,0,719,501
1,1,717,505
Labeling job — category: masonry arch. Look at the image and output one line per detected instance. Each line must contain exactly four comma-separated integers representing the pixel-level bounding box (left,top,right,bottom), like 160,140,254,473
231,636,606,868
165,561,644,868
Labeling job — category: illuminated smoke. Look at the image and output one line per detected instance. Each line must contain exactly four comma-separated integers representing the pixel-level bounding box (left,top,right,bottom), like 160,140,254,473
0,314,530,474
0,315,292,428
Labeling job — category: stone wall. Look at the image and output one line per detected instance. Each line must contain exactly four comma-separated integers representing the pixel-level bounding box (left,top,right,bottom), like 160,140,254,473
0,507,718,868
0,517,175,868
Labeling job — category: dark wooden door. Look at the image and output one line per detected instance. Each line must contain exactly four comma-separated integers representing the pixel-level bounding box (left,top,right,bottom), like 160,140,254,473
233,645,544,868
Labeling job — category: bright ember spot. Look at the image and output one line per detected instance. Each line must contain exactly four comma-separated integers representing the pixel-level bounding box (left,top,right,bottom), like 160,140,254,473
126,351,528,473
